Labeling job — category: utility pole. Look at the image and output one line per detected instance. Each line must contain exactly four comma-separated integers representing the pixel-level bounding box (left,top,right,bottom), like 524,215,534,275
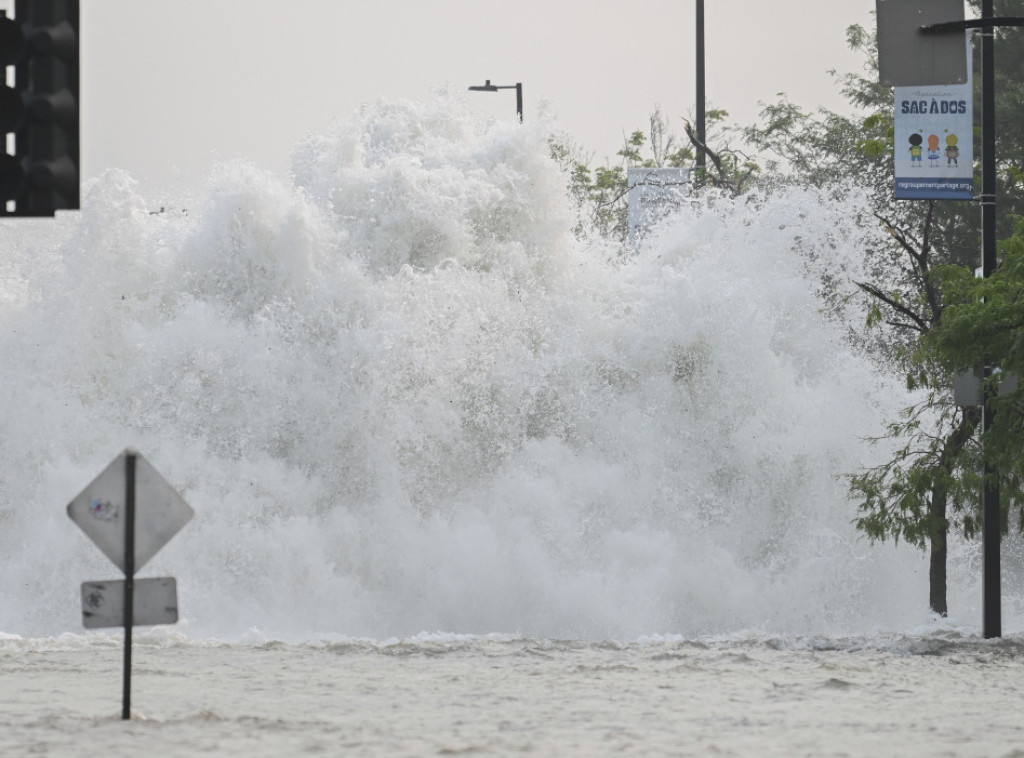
917,2,1024,638
979,0,1001,641
695,0,706,179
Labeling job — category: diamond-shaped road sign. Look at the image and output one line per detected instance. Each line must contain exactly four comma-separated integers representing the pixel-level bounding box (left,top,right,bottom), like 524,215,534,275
67,449,194,574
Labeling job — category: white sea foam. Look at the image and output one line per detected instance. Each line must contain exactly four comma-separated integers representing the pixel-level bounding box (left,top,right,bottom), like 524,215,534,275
0,95,1016,643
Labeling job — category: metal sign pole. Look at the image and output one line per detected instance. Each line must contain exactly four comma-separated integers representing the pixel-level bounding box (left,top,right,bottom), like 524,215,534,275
68,449,194,716
695,0,706,179
979,0,1001,640
122,452,136,720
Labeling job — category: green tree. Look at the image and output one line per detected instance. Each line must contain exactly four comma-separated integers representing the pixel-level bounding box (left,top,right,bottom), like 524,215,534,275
977,0,1024,243
740,16,1024,615
553,106,755,243
847,7,1024,615
926,226,1024,500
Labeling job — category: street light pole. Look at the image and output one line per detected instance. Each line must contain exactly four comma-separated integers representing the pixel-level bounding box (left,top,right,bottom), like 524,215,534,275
696,0,706,178
979,0,1001,641
918,2,1024,638
468,80,523,123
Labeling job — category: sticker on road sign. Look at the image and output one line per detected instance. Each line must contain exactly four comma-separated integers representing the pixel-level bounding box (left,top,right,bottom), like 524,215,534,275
81,577,179,629
67,449,194,574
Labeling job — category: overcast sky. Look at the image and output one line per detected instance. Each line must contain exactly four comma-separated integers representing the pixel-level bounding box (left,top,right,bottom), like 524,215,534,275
8,0,880,192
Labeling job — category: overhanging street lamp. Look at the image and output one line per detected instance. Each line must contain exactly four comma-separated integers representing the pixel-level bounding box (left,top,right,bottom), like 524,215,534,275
468,80,523,123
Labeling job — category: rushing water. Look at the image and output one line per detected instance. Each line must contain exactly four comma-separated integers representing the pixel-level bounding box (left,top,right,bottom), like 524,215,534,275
0,94,1020,645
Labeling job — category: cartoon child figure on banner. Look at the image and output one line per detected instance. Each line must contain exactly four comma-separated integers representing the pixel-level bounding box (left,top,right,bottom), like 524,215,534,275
945,134,960,167
909,134,924,168
927,135,941,167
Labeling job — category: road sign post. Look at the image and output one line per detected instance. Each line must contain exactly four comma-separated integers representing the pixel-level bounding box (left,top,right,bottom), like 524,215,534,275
67,449,193,719
122,452,135,720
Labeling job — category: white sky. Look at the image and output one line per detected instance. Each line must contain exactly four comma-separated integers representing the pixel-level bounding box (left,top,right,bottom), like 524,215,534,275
10,0,880,191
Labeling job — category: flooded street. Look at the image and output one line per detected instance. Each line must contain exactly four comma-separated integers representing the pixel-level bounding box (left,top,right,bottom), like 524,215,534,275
4,633,1024,757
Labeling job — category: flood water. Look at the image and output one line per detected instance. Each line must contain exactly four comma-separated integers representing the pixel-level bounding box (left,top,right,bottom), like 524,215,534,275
5,632,1024,757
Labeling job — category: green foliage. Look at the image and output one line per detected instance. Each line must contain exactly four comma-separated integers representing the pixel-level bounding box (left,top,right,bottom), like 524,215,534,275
739,19,1024,567
971,1,1024,238
850,392,982,548
551,105,754,243
742,95,887,186
924,223,1024,517
929,221,1024,376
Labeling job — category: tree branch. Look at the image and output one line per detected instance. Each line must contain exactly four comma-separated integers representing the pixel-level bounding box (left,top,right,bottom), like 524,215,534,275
856,280,930,333
682,119,754,195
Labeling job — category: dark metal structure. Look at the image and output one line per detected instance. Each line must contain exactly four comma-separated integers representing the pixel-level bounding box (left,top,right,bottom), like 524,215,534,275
0,0,79,216
695,0,706,177
468,80,523,123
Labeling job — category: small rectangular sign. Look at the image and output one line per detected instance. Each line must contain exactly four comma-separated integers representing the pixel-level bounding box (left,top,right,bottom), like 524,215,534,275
953,369,981,407
953,369,1019,407
81,577,179,629
627,167,691,242
894,35,974,200
877,0,967,87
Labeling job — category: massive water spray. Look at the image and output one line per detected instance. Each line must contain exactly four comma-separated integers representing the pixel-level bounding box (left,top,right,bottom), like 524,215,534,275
0,95,1008,641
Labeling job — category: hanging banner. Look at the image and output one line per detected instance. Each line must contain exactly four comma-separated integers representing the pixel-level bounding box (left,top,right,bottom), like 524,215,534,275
893,36,973,200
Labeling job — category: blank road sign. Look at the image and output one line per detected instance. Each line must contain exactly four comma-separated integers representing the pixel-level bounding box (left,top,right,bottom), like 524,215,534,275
81,577,179,629
877,0,967,86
